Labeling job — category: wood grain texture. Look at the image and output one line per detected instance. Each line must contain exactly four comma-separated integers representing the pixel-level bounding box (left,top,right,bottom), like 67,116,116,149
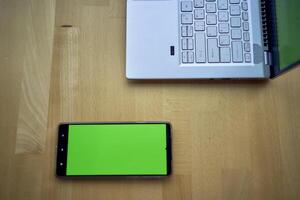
13,0,55,154
0,0,300,199
0,0,55,199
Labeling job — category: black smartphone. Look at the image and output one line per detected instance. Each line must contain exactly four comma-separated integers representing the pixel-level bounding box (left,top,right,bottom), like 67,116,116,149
56,122,172,177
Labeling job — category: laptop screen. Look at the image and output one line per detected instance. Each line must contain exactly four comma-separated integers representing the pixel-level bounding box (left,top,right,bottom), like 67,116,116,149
276,0,300,70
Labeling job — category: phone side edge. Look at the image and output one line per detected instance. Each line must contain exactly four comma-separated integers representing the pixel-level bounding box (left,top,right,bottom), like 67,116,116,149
56,124,69,177
166,123,172,176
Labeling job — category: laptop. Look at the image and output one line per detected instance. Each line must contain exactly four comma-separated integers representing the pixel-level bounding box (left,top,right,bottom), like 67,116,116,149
126,0,300,79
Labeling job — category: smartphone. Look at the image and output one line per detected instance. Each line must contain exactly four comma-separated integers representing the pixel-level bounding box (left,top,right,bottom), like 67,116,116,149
56,122,172,177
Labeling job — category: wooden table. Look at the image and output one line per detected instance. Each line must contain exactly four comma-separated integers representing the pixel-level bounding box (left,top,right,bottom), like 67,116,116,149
1,0,300,199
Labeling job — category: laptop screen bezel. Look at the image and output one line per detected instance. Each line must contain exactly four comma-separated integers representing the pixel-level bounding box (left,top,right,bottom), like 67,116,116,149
268,0,300,78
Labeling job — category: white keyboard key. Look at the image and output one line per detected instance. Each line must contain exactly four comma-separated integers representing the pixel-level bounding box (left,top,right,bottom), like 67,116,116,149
230,0,240,4
218,0,228,10
206,3,217,13
220,47,231,62
188,51,194,63
182,51,188,63
232,41,243,62
245,53,251,63
244,42,251,52
231,29,242,39
181,1,193,12
195,0,204,8
207,26,217,37
241,2,248,11
218,11,229,22
180,0,252,65
242,12,248,21
243,22,249,31
195,21,205,31
195,9,205,19
230,5,240,16
182,13,193,24
195,32,206,63
243,32,250,41
207,14,217,25
187,26,193,36
181,26,188,37
182,39,188,50
207,38,220,63
230,17,241,28
187,38,194,50
219,35,230,46
219,23,229,33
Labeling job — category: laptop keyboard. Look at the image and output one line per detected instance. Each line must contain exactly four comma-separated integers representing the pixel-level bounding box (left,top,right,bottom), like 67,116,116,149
180,0,252,64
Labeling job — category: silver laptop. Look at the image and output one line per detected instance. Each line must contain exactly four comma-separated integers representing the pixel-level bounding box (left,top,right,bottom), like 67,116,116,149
126,0,300,79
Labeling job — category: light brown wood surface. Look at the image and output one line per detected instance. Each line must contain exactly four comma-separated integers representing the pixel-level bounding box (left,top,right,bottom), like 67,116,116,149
1,0,300,199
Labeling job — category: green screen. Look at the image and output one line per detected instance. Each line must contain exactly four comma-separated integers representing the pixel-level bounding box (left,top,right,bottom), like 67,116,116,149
276,0,300,70
66,124,167,175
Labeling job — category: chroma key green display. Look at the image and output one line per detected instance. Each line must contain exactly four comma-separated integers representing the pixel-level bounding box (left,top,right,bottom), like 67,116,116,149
56,123,171,176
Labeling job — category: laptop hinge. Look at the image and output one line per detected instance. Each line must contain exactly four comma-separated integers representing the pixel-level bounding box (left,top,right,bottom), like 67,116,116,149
264,51,272,66
261,0,269,51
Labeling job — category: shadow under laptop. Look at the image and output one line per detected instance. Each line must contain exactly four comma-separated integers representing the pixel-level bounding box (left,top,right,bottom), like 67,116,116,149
127,79,269,86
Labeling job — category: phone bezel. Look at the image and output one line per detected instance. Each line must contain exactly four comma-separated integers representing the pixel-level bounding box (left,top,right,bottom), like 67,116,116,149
56,122,172,177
